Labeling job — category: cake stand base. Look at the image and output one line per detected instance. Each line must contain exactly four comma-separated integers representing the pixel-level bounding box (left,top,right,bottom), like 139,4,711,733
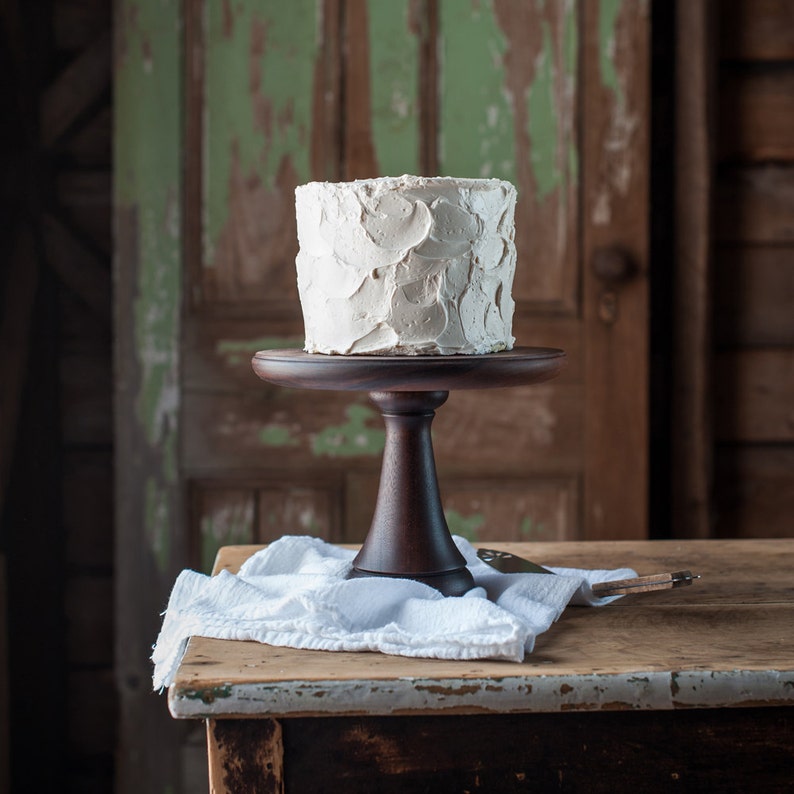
252,348,566,597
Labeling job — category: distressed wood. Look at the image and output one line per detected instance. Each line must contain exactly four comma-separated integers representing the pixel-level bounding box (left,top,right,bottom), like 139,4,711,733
189,479,343,573
672,0,715,539
183,382,582,473
345,474,579,544
714,447,794,538
438,0,579,311
274,709,794,793
114,1,187,791
183,315,583,391
63,450,113,568
56,170,112,254
60,346,112,445
719,68,794,162
0,554,7,794
43,213,111,324
198,0,337,308
713,349,794,442
431,476,578,543
713,246,794,346
41,28,111,146
716,165,794,243
208,718,284,794
0,228,38,516
169,539,794,722
582,0,650,539
720,0,794,61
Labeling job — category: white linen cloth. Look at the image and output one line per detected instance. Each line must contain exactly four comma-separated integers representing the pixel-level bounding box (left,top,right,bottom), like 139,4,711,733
152,535,637,690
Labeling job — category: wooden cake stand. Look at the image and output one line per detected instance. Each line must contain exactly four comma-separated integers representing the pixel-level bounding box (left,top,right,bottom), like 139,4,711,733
252,347,566,597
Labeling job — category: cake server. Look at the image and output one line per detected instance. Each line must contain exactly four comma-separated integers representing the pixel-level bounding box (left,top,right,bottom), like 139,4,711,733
476,548,699,597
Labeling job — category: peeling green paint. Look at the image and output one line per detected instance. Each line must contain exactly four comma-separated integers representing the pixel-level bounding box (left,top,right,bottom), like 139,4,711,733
216,336,303,366
368,0,420,175
519,515,549,540
116,0,182,573
145,477,171,574
258,424,300,448
599,0,623,106
204,0,319,263
182,684,234,703
200,504,254,574
311,404,385,458
527,23,558,199
445,510,485,541
563,1,580,186
439,0,514,179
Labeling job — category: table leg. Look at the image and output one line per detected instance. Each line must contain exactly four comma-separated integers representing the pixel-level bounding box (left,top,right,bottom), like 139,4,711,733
207,718,284,794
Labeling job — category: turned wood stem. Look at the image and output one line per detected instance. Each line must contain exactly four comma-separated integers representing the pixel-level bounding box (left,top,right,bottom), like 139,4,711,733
350,391,474,596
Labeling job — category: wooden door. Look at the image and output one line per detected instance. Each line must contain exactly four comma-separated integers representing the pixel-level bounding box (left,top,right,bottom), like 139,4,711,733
115,1,649,790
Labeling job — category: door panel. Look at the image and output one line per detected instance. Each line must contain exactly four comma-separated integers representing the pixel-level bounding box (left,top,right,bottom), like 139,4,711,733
115,2,650,789
181,0,649,553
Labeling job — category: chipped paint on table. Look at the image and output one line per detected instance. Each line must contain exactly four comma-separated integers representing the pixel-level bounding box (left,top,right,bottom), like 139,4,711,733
170,668,794,720
168,540,794,722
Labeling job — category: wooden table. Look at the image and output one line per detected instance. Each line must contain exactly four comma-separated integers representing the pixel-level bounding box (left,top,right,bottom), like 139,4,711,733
168,540,794,792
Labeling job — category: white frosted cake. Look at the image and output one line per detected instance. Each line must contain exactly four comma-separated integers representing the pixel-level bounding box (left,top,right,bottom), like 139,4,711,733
295,175,517,355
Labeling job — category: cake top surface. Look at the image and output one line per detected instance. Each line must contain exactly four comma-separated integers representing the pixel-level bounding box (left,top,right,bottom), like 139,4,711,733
296,174,515,194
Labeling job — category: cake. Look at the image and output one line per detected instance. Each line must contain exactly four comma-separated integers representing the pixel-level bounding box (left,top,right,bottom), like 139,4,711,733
295,174,517,355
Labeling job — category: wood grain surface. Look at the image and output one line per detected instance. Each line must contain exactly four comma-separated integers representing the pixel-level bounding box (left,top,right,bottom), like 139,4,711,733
169,540,794,719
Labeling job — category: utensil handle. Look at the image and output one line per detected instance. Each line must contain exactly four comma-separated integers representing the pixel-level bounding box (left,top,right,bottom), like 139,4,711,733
591,570,697,597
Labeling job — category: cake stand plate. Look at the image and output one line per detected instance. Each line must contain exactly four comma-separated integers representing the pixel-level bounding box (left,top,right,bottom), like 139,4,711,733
252,347,566,596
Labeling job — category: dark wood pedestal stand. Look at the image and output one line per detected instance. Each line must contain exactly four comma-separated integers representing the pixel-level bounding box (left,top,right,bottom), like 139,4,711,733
252,347,566,596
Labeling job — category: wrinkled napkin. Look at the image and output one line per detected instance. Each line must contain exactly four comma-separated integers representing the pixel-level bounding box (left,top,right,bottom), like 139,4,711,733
152,535,636,690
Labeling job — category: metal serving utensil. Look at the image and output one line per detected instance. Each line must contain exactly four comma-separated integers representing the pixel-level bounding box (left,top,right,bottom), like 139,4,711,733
477,548,700,597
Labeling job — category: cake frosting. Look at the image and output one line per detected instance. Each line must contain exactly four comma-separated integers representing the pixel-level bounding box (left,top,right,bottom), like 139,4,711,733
295,174,517,355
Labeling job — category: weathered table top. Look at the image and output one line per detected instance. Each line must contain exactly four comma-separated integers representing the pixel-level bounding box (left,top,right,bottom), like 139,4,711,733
168,539,794,719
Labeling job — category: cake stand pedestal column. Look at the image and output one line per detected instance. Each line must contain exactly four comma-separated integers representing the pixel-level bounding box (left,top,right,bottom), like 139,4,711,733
252,348,566,596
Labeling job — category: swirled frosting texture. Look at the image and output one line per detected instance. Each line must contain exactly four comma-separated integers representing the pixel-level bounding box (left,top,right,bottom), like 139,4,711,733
295,175,517,355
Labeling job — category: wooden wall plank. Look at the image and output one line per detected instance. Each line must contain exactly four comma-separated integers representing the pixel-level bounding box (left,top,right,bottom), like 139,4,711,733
66,577,113,667
713,246,794,346
41,28,111,147
719,68,794,162
0,228,38,516
63,450,113,569
582,0,650,539
714,350,794,442
43,213,112,323
672,0,716,539
0,554,7,794
716,166,794,243
714,446,794,538
56,170,112,254
720,0,794,61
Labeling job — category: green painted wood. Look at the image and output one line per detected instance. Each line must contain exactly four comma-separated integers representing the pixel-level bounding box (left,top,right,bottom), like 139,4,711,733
437,0,579,309
438,1,515,182
114,0,186,791
203,0,323,302
367,0,422,176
